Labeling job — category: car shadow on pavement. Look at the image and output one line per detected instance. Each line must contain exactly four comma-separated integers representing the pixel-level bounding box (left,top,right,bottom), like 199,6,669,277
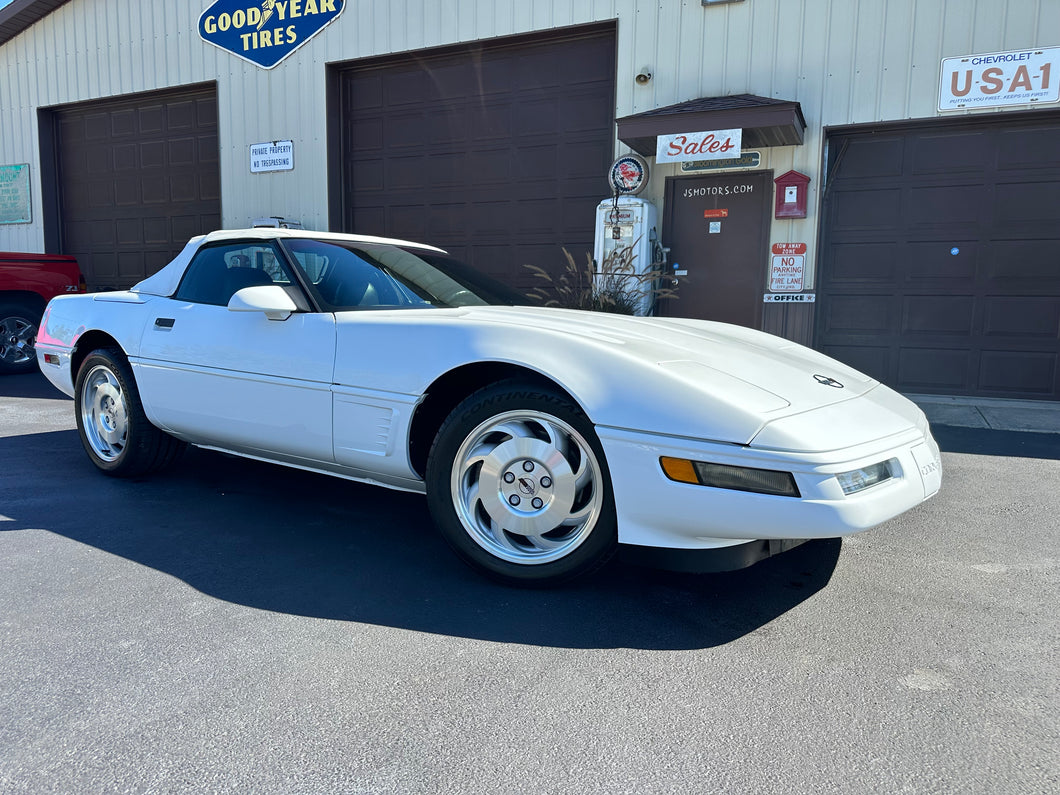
932,424,1060,460
1,430,840,651
0,371,71,400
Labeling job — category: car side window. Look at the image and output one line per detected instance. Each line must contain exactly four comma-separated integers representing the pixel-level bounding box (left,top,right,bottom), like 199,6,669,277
174,243,294,306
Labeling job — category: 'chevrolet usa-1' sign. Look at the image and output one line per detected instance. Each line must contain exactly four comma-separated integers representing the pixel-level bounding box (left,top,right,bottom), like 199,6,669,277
199,0,345,69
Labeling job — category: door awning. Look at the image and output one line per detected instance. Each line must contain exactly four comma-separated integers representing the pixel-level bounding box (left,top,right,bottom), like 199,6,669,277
616,94,807,157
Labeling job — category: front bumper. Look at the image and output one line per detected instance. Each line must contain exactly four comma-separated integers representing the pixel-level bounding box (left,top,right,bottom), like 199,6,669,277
597,422,941,551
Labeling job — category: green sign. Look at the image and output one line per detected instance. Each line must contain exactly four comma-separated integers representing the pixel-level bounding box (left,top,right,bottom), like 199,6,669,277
0,164,31,225
680,152,761,172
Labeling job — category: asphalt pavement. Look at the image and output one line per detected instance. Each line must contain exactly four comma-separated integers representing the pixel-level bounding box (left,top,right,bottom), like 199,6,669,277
1,372,1058,794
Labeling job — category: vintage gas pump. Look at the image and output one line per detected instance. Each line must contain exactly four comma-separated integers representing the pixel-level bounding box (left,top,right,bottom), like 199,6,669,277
594,154,660,315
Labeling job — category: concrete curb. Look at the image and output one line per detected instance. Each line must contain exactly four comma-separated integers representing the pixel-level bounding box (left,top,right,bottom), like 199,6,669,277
908,394,1060,435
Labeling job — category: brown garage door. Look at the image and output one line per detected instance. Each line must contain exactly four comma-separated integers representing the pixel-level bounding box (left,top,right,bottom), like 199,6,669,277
816,112,1060,401
335,24,616,290
54,85,221,291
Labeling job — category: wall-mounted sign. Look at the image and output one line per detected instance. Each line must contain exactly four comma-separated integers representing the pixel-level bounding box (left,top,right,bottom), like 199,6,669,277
681,152,760,172
656,128,742,164
198,0,345,70
769,255,805,292
608,154,649,195
768,243,808,292
250,140,294,173
0,164,31,225
939,47,1060,110
764,293,815,303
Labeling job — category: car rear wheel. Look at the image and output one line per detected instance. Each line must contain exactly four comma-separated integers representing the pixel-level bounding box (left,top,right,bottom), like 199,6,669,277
426,380,617,586
0,301,41,375
74,347,185,477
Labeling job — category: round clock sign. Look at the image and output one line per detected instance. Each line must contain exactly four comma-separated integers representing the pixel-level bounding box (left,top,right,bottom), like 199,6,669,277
608,154,649,195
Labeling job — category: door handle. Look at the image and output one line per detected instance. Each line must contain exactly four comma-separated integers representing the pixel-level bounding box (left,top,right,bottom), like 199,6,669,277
154,318,175,328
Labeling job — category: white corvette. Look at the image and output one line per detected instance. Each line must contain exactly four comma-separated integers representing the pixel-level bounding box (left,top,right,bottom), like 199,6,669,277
36,228,941,585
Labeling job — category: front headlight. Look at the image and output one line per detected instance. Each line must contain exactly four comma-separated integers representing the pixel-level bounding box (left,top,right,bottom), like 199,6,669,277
835,459,898,495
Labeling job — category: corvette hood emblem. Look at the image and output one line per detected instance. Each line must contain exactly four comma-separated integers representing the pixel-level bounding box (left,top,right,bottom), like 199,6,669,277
813,374,844,388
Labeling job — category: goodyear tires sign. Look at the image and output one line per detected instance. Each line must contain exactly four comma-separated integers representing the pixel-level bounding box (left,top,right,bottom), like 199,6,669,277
199,0,345,69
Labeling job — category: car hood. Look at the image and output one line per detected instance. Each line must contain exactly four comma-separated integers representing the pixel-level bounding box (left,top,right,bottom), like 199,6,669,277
334,305,914,449
458,306,877,408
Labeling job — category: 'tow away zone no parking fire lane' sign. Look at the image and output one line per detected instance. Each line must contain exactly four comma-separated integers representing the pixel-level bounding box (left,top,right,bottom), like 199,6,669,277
199,0,345,69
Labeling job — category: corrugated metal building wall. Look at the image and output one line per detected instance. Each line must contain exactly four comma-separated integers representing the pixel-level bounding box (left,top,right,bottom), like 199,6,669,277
1,0,1057,398
1,0,1054,255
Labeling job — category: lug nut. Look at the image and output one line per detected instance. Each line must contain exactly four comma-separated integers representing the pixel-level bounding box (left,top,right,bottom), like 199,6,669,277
540,476,552,488
503,472,516,483
508,495,521,506
531,497,544,509
523,461,535,472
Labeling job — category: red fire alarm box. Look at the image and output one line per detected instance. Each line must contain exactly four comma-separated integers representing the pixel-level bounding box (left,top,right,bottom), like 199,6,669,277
773,170,811,219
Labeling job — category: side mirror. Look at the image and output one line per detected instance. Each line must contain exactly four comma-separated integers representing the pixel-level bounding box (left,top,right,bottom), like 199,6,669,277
227,285,298,321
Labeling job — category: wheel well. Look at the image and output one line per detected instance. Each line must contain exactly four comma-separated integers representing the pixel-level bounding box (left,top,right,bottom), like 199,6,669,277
0,292,46,317
407,362,581,479
71,330,124,379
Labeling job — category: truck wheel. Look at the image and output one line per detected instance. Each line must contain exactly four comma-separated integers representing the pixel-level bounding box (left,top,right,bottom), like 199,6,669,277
74,347,185,477
0,301,41,375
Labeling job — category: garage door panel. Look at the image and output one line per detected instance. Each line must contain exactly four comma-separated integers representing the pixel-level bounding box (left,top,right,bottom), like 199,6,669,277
143,217,168,245
84,113,108,140
167,100,196,130
469,104,513,140
825,243,899,282
838,138,904,179
904,241,977,282
113,144,137,170
994,180,1060,223
114,219,141,245
898,348,971,391
833,189,902,231
821,345,892,384
200,172,220,202
907,184,982,226
92,223,116,247
999,125,1060,168
821,294,895,334
86,145,112,173
912,131,990,174
819,113,1060,400
110,109,136,136
339,26,615,284
986,239,1060,285
469,149,512,181
979,351,1057,396
562,93,614,134
138,105,163,133
983,297,1060,338
56,85,221,290
902,295,974,335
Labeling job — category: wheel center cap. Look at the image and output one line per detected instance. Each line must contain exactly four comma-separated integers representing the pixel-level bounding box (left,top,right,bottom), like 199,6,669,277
518,477,536,495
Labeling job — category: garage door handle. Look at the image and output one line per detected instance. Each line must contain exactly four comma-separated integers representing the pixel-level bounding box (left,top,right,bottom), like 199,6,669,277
154,317,175,328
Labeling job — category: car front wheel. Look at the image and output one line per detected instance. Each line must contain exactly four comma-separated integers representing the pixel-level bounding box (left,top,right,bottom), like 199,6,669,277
426,380,617,586
74,347,185,477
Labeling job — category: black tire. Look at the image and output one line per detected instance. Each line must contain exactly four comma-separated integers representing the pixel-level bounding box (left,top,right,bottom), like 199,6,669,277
74,347,185,477
426,379,617,587
0,301,42,375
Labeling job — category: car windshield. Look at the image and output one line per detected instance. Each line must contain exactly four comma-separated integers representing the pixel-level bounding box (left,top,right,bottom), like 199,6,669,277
280,238,530,310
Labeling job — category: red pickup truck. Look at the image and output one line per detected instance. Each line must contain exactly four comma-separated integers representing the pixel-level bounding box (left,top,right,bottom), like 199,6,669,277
1,252,86,374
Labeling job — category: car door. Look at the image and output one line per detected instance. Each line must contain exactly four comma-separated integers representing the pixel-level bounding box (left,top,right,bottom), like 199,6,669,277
134,240,336,464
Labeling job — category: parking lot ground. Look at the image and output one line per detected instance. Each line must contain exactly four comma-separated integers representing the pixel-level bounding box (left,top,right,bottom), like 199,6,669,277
1,372,1058,794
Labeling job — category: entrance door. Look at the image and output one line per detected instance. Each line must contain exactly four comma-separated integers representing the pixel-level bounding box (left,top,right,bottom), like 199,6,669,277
660,171,772,327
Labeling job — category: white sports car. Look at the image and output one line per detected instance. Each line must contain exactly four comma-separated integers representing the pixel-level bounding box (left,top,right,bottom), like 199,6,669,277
36,228,941,585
